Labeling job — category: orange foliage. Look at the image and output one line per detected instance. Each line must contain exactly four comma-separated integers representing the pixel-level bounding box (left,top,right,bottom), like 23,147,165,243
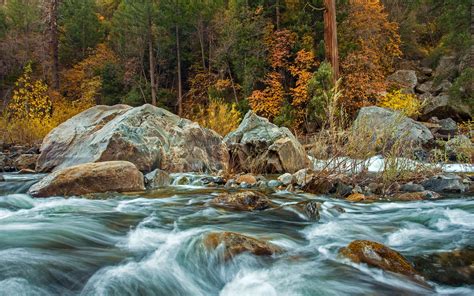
249,27,296,120
249,72,285,120
340,0,402,115
61,43,118,103
289,49,317,128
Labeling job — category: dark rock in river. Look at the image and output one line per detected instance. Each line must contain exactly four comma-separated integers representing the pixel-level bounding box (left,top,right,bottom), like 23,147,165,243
211,191,272,211
28,161,145,197
36,104,229,174
290,200,321,221
203,231,283,260
339,240,421,280
224,111,308,174
413,248,474,286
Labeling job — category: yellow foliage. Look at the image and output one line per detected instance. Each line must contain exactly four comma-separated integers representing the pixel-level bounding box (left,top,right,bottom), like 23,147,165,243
0,65,94,144
248,72,285,120
192,100,242,136
61,43,117,103
377,90,422,118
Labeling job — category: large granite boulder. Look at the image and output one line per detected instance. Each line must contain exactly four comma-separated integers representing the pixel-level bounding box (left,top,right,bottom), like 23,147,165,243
224,111,308,173
353,106,433,146
36,104,229,173
28,161,145,197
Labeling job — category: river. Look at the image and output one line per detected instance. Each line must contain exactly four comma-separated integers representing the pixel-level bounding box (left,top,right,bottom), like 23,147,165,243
0,173,472,296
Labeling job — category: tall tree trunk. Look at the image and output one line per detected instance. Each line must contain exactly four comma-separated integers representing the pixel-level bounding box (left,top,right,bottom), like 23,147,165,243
276,0,280,30
324,0,339,83
49,0,60,90
148,19,157,106
176,24,183,116
197,16,206,70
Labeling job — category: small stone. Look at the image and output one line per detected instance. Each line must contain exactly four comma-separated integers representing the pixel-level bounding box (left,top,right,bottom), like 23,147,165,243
175,175,190,185
267,180,281,188
352,185,363,194
293,169,313,187
334,182,352,198
225,179,236,188
236,174,257,185
239,182,251,188
292,200,321,221
277,173,294,185
0,175,4,182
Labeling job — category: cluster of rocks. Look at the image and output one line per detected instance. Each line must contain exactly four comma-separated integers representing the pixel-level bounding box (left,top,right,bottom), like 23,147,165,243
387,55,472,122
0,144,39,173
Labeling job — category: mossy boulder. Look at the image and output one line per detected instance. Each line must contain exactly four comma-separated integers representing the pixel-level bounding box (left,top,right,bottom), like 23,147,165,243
339,240,419,279
211,191,272,211
203,231,283,260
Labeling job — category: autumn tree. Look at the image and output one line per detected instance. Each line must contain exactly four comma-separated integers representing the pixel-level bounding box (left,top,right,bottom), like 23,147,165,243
339,0,402,115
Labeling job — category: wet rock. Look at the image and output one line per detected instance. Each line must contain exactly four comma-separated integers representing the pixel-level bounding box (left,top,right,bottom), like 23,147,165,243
224,179,237,188
28,161,145,197
330,205,345,214
387,70,418,93
14,154,38,170
392,191,440,201
367,183,383,195
413,248,474,286
400,182,425,192
203,232,283,260
145,169,171,189
290,200,321,221
267,180,282,188
36,104,229,173
333,182,353,198
353,106,433,146
211,191,272,211
346,193,377,203
422,174,466,193
339,240,419,279
277,173,294,185
236,174,257,185
224,111,308,174
0,175,4,182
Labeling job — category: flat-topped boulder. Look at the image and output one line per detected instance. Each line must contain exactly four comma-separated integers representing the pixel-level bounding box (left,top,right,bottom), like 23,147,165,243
36,104,229,174
224,111,308,174
28,161,145,197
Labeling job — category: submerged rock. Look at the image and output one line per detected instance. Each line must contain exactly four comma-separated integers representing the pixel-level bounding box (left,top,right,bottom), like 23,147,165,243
203,232,283,260
353,106,433,146
211,191,272,211
224,111,308,174
36,104,229,173
290,200,321,221
413,248,474,286
339,240,420,279
28,161,145,197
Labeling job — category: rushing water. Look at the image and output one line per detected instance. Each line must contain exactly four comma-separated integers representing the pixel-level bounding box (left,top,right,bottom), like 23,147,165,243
0,173,473,296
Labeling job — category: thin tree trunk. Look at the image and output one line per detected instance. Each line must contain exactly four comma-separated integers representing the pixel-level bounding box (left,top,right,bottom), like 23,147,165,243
276,0,280,30
197,16,206,70
148,19,157,106
324,0,339,83
176,24,183,116
49,0,60,90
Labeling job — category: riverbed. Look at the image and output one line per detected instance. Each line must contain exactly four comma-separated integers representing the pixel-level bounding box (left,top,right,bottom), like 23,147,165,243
0,173,472,295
